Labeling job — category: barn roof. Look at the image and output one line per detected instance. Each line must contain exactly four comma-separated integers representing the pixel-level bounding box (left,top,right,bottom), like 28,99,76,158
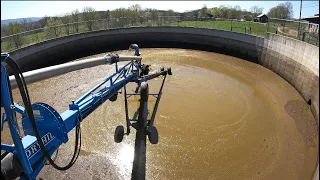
301,14,319,24
257,14,267,18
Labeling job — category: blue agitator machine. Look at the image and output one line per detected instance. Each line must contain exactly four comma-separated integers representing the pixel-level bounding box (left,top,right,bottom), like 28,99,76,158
0,48,172,180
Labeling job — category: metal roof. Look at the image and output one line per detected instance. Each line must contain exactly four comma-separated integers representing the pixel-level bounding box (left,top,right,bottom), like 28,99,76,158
302,14,319,19
257,14,267,18
301,14,319,24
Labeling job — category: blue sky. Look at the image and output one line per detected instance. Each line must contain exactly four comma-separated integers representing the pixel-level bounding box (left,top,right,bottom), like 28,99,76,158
1,1,319,20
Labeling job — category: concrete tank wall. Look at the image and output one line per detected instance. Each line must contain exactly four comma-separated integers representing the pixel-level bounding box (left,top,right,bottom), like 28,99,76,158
261,33,319,125
6,27,319,180
260,34,319,180
9,27,264,72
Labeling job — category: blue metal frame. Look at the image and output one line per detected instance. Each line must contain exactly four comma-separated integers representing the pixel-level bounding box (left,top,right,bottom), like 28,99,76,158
1,52,169,180
1,61,34,178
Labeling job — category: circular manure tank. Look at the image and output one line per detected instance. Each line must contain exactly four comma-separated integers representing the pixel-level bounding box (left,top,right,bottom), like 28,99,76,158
3,27,319,180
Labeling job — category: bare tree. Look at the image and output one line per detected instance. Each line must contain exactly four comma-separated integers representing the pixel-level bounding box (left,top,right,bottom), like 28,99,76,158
283,1,293,19
150,9,159,24
193,10,200,20
71,9,80,33
61,13,71,35
209,7,221,18
45,17,62,38
199,4,208,18
82,6,97,31
1,24,8,37
219,5,229,19
6,22,24,48
38,16,49,28
250,5,264,16
129,4,142,12
227,6,240,19
267,1,293,19
20,18,29,31
234,5,242,19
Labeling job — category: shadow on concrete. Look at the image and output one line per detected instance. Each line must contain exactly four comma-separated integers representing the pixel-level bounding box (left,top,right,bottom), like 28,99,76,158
131,82,149,180
284,100,317,148
131,122,147,180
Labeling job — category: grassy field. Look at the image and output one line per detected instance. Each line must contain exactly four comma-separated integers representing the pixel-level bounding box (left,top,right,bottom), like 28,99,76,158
1,24,90,52
166,20,277,36
0,20,281,52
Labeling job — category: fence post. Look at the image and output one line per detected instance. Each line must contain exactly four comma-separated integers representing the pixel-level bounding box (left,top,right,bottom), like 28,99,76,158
212,18,214,29
195,16,198,27
302,32,306,41
36,31,39,42
231,19,233,31
152,17,154,27
297,22,300,40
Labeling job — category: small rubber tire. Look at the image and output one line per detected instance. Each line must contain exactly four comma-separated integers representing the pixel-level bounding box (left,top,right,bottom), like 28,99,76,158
148,126,159,144
109,93,118,102
114,125,124,143
168,67,172,75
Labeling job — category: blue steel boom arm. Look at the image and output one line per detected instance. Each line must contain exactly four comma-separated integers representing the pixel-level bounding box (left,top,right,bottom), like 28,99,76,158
1,52,171,180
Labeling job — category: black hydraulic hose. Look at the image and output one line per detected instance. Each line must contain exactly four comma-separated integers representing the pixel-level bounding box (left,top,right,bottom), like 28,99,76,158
141,70,168,82
5,73,13,106
6,58,81,170
4,57,81,171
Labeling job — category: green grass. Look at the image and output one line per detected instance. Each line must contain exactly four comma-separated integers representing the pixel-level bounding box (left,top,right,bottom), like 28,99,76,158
166,20,277,37
1,24,90,52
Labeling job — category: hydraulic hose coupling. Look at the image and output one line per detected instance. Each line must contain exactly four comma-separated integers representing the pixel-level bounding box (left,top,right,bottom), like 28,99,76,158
105,53,119,64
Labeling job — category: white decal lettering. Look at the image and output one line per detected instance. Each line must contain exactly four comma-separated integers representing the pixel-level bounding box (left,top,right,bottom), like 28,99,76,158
42,135,48,144
31,144,38,154
25,149,32,158
48,133,54,139
25,133,56,159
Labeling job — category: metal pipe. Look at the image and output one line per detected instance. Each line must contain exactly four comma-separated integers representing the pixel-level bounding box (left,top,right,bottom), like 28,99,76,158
8,55,141,89
149,75,167,127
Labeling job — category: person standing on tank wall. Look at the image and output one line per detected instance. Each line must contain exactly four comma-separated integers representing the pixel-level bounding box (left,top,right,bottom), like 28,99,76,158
129,44,141,56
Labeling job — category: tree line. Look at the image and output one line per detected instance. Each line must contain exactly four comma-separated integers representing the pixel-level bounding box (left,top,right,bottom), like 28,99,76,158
1,4,180,36
185,2,293,21
1,2,294,36
1,2,294,49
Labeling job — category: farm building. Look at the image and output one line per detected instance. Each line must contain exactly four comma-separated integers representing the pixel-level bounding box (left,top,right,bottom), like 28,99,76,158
301,14,319,24
257,14,269,23
302,14,319,33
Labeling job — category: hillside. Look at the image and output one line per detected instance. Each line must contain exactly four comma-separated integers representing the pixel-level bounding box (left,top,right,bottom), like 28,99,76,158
1,17,42,26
